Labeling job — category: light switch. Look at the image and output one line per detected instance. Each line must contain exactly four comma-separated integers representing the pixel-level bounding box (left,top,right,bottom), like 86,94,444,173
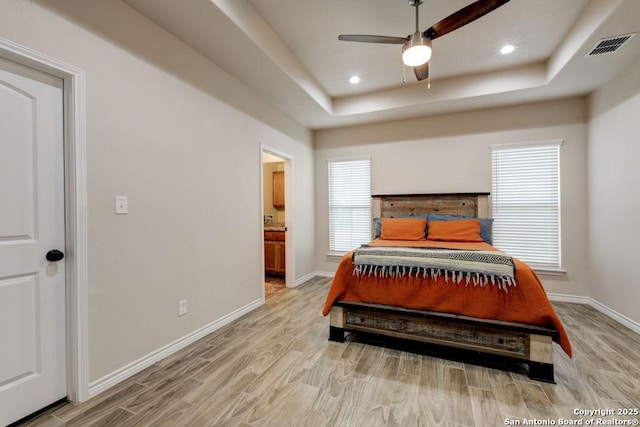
115,196,128,214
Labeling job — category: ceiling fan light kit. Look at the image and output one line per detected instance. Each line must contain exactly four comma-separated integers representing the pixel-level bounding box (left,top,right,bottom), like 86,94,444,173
402,32,432,66
339,0,511,83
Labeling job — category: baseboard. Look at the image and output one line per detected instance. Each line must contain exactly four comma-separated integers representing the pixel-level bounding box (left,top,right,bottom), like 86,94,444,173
295,271,335,286
88,298,264,398
587,298,640,334
294,271,318,287
548,293,640,334
547,293,591,304
314,271,335,278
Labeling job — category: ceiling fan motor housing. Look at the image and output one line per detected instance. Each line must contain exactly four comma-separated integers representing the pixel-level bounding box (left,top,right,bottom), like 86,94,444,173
402,32,432,66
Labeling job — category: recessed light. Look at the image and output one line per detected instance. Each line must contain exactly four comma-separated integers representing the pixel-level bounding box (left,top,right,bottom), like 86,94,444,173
349,75,361,84
500,44,516,55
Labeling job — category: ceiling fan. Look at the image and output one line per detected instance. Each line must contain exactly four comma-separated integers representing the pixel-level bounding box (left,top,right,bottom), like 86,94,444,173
338,0,511,83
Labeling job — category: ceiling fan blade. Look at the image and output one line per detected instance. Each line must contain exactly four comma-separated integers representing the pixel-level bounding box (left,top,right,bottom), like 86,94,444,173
338,34,409,45
424,0,510,40
413,62,429,81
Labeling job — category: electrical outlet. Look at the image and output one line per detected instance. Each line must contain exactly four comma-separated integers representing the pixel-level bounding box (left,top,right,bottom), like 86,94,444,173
178,299,187,316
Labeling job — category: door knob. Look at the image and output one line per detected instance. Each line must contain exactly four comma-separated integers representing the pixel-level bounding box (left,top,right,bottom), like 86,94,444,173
46,249,64,262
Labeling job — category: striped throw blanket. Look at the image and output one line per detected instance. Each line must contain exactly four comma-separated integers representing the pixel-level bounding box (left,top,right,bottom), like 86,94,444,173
352,246,516,291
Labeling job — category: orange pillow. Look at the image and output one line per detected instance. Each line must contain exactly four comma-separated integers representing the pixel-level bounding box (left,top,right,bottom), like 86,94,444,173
380,218,427,241
427,219,483,242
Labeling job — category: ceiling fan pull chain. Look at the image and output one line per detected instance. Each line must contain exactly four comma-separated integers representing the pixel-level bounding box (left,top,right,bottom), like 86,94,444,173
402,63,407,84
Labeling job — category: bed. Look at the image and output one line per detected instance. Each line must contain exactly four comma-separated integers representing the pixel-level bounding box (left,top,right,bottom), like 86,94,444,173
323,193,571,383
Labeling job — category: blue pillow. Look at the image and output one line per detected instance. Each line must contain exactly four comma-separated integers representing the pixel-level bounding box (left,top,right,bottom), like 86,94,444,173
373,215,428,239
373,217,382,237
427,214,494,245
428,213,467,221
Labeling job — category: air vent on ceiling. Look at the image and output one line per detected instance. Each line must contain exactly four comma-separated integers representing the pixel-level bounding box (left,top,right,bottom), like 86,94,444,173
585,33,637,57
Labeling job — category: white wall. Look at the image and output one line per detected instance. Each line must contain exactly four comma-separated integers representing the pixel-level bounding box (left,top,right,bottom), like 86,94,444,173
588,59,640,325
315,98,589,297
0,0,315,382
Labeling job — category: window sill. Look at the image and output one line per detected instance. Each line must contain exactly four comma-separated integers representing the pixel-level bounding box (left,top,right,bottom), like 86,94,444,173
533,268,567,277
327,252,347,261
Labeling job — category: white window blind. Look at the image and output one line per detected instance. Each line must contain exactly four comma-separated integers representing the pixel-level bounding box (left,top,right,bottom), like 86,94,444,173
491,141,561,270
328,157,371,254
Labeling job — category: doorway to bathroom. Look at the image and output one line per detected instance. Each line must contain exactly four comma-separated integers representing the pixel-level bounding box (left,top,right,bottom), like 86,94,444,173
261,147,292,298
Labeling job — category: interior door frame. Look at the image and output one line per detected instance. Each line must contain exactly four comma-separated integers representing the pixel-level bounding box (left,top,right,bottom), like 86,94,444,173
0,37,89,403
260,144,294,291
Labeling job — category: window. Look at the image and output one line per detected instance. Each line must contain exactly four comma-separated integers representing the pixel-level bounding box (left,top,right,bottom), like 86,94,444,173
491,141,561,270
328,157,371,254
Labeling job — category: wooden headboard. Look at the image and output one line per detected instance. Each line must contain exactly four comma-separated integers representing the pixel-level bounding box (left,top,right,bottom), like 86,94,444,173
372,193,490,219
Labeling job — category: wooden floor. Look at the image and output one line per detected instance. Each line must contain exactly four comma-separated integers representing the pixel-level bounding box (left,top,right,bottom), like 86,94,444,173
17,277,640,427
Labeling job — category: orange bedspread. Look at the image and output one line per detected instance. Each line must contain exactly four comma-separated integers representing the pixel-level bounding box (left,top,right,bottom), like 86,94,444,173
323,239,572,356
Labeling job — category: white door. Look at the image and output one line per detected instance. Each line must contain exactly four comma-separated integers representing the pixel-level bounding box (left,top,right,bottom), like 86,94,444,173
0,57,66,425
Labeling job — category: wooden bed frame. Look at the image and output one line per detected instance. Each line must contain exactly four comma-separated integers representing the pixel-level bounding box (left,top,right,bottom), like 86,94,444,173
328,193,558,383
